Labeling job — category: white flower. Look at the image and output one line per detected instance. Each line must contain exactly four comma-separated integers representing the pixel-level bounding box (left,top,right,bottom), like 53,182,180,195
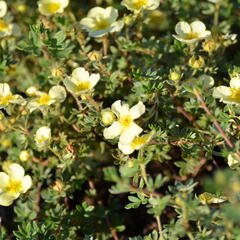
122,0,159,13
213,77,240,104
38,0,69,16
0,83,25,109
227,153,240,168
27,85,66,114
103,100,145,143
173,21,211,44
35,126,51,149
63,67,100,95
80,7,124,38
0,163,32,206
118,132,154,155
0,1,7,18
19,150,30,162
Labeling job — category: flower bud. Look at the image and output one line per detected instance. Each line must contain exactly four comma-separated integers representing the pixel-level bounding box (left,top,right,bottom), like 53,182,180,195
35,126,51,149
19,150,30,162
169,71,182,81
188,56,205,69
51,66,64,78
202,39,218,53
101,110,115,126
53,180,64,192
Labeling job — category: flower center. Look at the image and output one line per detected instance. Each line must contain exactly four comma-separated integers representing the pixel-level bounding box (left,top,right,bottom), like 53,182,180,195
77,82,91,91
45,2,61,14
37,94,52,105
6,180,22,194
0,94,14,105
131,136,146,149
184,32,199,40
94,19,110,30
133,0,148,10
0,19,9,32
119,115,133,128
230,88,240,101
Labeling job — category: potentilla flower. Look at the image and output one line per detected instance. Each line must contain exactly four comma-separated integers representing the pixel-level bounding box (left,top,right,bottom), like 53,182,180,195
101,109,116,126
173,21,211,44
118,132,154,155
227,153,240,168
0,163,32,206
122,0,160,13
213,77,240,104
0,1,7,18
80,7,124,38
0,83,25,109
38,0,69,16
103,100,145,143
35,126,51,149
27,85,66,114
63,67,100,95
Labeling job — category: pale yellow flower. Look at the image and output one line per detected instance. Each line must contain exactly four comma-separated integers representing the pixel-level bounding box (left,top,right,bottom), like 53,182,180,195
63,67,100,95
38,0,69,16
173,21,211,44
118,132,153,154
0,1,7,18
213,77,240,104
122,0,159,13
0,163,32,206
80,7,124,38
35,126,51,149
227,153,240,168
103,100,145,143
0,83,25,109
27,85,66,114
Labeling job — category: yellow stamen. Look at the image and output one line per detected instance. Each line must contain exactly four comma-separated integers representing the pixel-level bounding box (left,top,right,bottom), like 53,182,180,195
119,115,133,128
6,180,22,194
230,88,240,102
131,136,147,149
0,94,14,105
77,82,91,91
45,2,61,14
0,19,9,32
37,94,52,105
133,0,148,10
184,32,199,40
94,19,110,31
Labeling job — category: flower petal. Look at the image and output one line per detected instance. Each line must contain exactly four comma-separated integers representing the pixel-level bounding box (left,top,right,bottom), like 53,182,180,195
111,100,122,117
103,121,122,139
175,21,191,36
0,83,11,97
118,142,134,155
72,67,89,82
119,123,143,143
230,77,240,89
213,86,231,99
21,175,32,193
0,192,17,206
6,163,25,180
190,21,206,33
130,101,145,119
49,85,66,103
89,73,100,88
0,172,9,189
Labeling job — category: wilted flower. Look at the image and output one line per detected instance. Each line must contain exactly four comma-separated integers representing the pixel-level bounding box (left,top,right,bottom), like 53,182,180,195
80,7,124,38
27,85,66,114
19,150,30,162
118,132,154,155
0,1,7,18
38,0,69,16
213,77,240,104
64,67,100,95
198,192,226,204
227,153,240,168
0,83,24,109
0,163,32,206
188,56,205,69
122,0,159,13
103,100,145,143
202,39,218,53
35,126,51,149
173,21,211,44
